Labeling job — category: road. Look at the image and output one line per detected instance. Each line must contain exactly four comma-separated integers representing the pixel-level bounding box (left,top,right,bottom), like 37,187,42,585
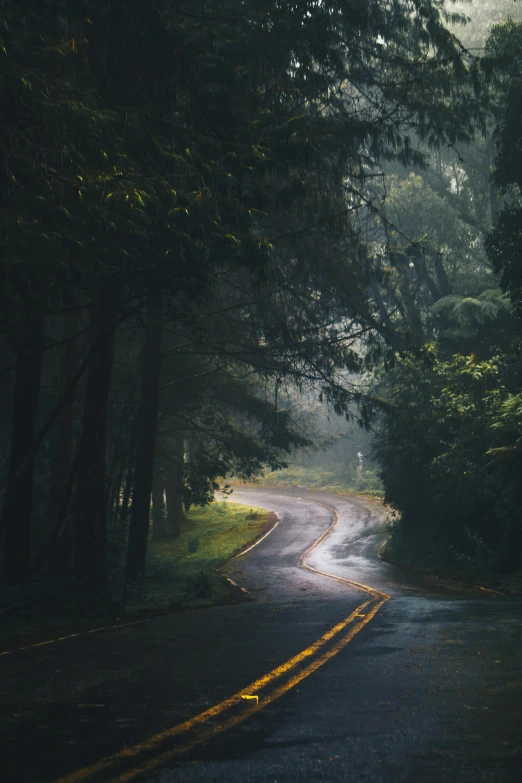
2,488,522,783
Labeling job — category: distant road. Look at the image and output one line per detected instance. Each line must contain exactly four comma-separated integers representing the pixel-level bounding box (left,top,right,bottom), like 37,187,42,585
2,489,522,783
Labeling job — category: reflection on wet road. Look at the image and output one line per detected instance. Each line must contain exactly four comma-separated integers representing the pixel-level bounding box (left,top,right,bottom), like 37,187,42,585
154,488,522,783
2,488,522,783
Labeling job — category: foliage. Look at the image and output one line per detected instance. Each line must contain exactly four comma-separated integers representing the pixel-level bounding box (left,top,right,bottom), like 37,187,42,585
0,0,512,597
125,501,271,610
484,21,522,315
254,464,383,496
367,13,522,587
253,408,383,494
0,502,269,647
374,350,522,577
450,0,522,50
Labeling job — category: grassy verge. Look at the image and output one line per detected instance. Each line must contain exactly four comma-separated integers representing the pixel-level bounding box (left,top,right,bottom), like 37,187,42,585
0,501,272,652
250,465,383,498
124,501,273,614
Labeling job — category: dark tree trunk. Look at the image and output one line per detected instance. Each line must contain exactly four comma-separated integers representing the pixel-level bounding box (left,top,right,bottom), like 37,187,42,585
125,311,163,582
47,307,77,573
434,254,452,298
165,435,184,539
488,137,498,227
398,275,424,338
2,312,45,584
106,407,132,526
109,459,126,527
412,256,441,303
34,423,86,576
74,303,116,593
120,463,134,523
371,279,406,351
117,432,136,528
151,469,168,541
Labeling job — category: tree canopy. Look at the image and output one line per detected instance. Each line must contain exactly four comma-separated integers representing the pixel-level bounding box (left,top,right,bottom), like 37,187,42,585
2,0,522,597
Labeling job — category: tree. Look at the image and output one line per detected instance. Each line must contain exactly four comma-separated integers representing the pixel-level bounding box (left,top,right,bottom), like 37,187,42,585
1,0,493,592
367,13,522,576
1,311,45,583
373,351,522,573
484,21,522,315
125,309,163,583
74,299,117,592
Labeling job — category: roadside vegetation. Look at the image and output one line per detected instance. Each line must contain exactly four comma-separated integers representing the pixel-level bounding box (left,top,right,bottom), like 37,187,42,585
0,501,270,650
127,501,271,612
370,16,522,590
254,464,382,497
254,424,383,497
2,0,522,623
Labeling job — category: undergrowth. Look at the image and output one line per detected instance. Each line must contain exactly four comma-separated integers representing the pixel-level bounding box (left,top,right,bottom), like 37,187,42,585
254,464,383,497
0,501,270,649
382,515,522,595
123,501,270,613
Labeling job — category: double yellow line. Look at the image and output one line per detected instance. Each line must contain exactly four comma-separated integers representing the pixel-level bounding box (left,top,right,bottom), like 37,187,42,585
55,500,390,783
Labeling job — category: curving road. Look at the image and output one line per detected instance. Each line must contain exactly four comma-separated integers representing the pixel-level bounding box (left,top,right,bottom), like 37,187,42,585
2,489,522,783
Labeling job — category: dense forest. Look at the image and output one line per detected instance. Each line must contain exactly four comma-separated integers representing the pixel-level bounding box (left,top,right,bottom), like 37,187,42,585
1,0,522,611
372,4,522,584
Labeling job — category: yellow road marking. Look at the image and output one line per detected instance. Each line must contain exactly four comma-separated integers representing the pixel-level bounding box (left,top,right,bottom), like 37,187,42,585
53,497,390,783
0,509,279,657
0,617,154,657
52,601,372,783
1,498,350,658
109,596,388,783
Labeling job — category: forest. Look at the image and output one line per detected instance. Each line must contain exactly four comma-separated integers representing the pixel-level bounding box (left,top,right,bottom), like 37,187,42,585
2,0,522,629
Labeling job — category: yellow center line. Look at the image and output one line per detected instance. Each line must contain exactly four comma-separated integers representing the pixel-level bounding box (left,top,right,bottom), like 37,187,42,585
109,597,388,783
0,618,154,657
53,497,390,783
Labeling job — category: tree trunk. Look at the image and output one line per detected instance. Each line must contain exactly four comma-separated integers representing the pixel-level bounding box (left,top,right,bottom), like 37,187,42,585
2,313,45,584
488,136,498,227
434,254,452,298
74,303,116,593
120,463,134,523
109,458,126,528
165,435,184,539
151,468,168,541
106,407,132,527
125,310,163,582
412,255,441,303
398,275,424,338
47,306,77,573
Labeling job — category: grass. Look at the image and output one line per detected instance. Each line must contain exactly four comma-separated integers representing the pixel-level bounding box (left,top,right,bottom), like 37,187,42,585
124,501,272,614
252,464,383,498
0,501,272,652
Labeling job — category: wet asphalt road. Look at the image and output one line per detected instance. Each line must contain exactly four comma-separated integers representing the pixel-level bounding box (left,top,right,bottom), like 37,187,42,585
2,489,522,783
